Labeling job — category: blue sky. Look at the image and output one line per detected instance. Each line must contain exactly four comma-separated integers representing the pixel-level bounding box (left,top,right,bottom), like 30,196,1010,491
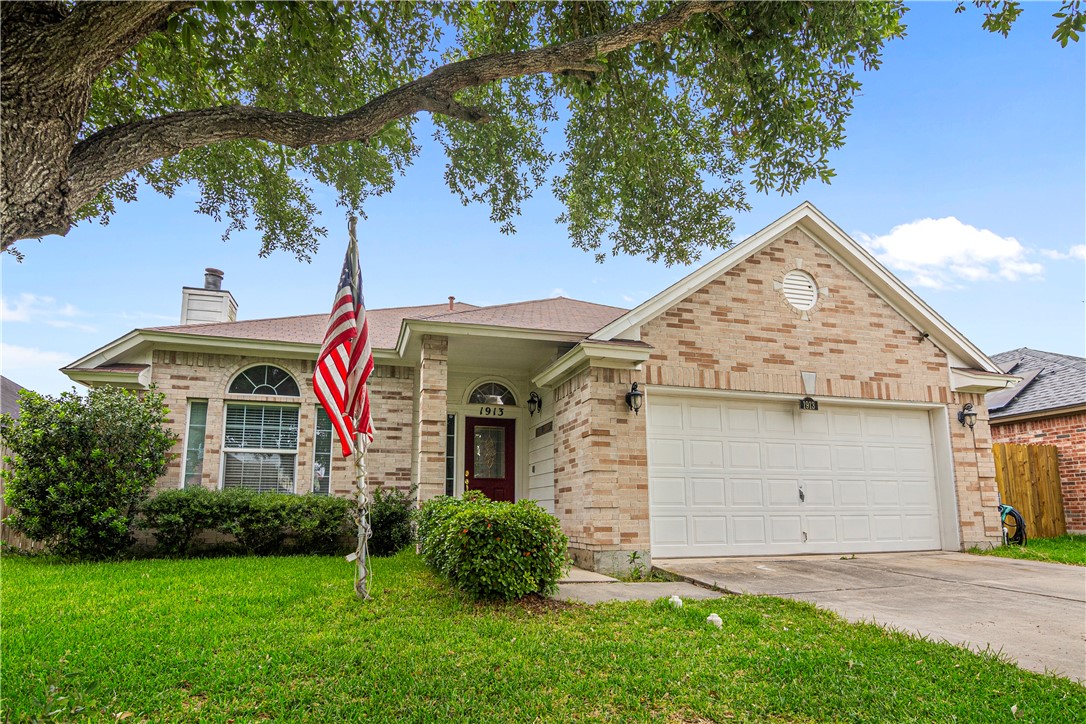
2,3,1084,397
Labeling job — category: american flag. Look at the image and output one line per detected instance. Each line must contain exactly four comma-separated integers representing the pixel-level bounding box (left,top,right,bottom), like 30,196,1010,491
314,217,375,457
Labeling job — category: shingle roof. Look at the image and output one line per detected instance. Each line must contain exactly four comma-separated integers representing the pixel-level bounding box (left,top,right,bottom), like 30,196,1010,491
418,297,627,336
987,348,1086,419
141,298,626,349
1,376,27,418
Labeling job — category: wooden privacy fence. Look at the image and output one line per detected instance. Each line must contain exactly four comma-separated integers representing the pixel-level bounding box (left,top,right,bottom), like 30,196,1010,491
992,443,1066,539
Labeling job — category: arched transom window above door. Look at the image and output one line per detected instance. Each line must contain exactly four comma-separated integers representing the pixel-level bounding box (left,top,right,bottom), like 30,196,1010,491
229,365,300,396
469,382,516,406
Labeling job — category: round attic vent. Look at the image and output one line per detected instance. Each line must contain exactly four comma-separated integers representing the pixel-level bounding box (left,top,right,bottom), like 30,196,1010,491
782,270,818,310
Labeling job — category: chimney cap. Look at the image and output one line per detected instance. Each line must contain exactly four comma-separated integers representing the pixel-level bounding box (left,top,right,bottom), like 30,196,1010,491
448,295,455,311
203,268,225,291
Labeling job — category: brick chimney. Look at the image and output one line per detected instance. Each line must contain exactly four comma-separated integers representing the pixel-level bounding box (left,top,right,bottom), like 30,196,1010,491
180,267,238,324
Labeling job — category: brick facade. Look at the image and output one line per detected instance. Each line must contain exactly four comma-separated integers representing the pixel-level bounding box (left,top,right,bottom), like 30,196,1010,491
414,335,448,502
991,412,1086,533
150,351,414,495
553,367,649,572
548,227,1002,570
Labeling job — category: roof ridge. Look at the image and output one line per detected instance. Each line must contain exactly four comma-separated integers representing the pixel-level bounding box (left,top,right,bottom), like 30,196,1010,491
993,347,1085,370
426,296,628,320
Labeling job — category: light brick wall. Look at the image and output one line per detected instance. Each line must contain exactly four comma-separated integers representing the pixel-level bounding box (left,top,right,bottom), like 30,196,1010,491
414,335,448,503
552,228,1002,564
554,367,649,571
150,351,415,495
991,412,1086,533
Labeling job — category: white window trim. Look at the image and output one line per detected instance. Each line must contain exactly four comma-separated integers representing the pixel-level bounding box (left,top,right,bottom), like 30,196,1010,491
312,405,333,496
179,399,209,490
220,401,300,494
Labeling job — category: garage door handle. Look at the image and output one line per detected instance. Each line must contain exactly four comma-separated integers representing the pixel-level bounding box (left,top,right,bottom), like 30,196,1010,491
798,485,805,503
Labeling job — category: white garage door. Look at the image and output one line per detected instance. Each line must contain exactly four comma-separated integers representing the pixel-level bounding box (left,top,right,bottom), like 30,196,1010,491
648,395,941,557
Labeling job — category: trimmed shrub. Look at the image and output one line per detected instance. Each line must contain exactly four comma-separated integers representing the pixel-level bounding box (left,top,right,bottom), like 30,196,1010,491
287,494,353,554
418,492,569,600
368,486,416,556
140,487,221,556
1,387,176,559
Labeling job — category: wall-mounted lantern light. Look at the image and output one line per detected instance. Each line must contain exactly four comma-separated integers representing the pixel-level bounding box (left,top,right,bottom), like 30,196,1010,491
528,391,542,417
625,382,644,415
958,402,978,429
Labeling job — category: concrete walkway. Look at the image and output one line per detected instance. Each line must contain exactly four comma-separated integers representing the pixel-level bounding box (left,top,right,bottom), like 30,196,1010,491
554,566,723,604
657,551,1086,681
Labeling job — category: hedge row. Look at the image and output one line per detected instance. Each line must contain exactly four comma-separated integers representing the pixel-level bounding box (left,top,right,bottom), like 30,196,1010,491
417,491,568,600
139,487,414,557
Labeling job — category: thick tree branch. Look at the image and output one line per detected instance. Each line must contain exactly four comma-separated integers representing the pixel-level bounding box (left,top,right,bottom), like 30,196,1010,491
55,1,198,77
66,1,719,214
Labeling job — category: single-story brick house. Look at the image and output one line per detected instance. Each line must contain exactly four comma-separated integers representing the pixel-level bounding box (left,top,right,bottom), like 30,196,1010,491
986,348,1086,534
64,203,1018,573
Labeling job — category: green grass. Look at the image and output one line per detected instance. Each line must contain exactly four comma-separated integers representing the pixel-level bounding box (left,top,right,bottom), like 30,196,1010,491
973,534,1086,566
3,553,1083,722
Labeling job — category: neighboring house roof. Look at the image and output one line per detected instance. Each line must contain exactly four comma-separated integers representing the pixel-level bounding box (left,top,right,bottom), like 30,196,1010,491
1,376,27,418
987,348,1086,420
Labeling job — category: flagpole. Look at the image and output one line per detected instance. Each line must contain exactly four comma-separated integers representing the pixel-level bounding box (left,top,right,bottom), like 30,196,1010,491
354,430,372,600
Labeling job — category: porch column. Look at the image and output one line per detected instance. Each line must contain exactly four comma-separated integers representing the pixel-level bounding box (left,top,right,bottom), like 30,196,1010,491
414,334,448,503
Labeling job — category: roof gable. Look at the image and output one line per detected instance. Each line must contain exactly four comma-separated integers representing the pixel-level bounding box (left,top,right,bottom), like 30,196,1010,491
590,202,1002,374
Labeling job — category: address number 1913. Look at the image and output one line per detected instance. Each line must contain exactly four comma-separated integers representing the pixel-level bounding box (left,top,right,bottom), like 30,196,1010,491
478,406,505,416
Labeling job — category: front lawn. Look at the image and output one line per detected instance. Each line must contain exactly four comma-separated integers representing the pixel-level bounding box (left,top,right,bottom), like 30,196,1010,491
3,553,1082,722
973,534,1086,566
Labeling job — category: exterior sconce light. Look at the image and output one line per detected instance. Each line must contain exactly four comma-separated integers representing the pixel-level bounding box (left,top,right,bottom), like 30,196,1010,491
528,391,542,417
625,382,644,415
958,402,978,429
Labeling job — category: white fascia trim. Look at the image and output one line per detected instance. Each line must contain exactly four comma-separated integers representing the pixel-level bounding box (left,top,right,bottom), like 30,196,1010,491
395,320,586,358
532,342,651,388
950,368,1020,394
62,368,151,390
989,404,1086,425
590,202,1001,374
67,329,401,370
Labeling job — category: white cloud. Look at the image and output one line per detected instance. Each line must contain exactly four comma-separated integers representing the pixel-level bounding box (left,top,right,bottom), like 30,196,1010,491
1040,244,1086,261
857,217,1044,290
0,293,96,332
1,343,73,372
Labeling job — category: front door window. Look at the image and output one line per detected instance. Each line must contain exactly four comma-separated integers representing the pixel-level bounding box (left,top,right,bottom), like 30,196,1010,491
465,417,515,502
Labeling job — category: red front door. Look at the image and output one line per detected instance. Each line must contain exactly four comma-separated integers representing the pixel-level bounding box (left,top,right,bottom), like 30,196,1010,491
465,417,516,502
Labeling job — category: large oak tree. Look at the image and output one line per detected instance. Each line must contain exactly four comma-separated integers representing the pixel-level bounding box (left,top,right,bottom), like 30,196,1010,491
1,1,1080,263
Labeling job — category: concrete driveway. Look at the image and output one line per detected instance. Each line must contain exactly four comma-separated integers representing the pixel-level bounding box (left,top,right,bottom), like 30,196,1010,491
657,551,1086,681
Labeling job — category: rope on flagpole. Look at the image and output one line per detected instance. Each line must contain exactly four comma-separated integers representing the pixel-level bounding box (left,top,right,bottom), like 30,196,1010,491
353,432,373,600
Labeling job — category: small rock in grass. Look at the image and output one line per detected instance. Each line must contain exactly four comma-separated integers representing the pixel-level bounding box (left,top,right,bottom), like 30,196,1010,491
707,613,723,628
668,595,683,608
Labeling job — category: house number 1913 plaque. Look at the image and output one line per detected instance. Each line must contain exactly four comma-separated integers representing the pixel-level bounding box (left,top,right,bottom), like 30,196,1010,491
799,396,819,411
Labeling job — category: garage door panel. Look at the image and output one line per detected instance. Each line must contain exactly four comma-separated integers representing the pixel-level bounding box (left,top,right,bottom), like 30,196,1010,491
768,479,799,506
728,441,761,468
652,403,685,430
904,514,938,541
868,445,897,471
732,516,766,544
765,443,798,470
730,478,764,506
805,515,838,542
872,515,904,541
689,440,724,468
691,478,726,506
803,480,835,506
899,447,934,474
652,516,688,546
901,480,934,506
836,446,866,471
763,409,796,434
830,410,863,436
838,480,868,506
692,516,727,545
869,480,900,506
798,410,829,435
726,406,760,435
800,443,832,470
840,515,872,541
863,413,895,439
651,476,686,506
689,405,722,431
769,516,803,543
650,439,685,467
895,413,931,440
